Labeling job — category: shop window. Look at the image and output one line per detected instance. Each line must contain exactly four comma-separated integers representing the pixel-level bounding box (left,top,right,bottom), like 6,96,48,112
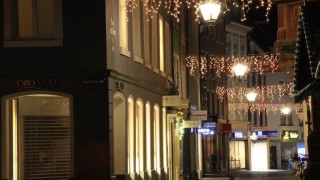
4,0,63,47
2,94,71,180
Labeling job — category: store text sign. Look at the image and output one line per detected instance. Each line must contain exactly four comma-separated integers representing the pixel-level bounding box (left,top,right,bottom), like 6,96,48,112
17,79,57,89
162,95,181,107
190,110,207,120
183,120,200,128
282,130,299,139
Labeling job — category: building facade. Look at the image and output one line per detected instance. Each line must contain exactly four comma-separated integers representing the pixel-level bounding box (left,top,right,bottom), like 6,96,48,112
0,0,188,179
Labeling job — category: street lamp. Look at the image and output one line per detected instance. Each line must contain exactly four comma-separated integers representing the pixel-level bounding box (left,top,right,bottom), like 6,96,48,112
281,106,291,115
199,0,221,24
232,63,248,77
246,91,257,103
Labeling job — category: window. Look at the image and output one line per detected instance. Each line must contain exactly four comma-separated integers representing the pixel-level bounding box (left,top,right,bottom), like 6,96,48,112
153,105,160,171
4,0,63,47
135,100,144,173
127,97,134,173
159,16,164,72
143,7,150,65
2,94,71,180
151,9,158,70
164,21,172,75
132,1,142,62
146,103,151,170
162,108,167,168
119,0,130,56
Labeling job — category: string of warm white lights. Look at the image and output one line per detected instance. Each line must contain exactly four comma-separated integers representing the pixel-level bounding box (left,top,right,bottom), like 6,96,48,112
228,103,303,120
126,0,273,22
216,83,294,103
186,54,279,78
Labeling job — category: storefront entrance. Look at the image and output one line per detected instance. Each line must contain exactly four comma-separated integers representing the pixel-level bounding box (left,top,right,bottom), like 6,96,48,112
202,135,217,174
229,141,246,169
1,93,72,180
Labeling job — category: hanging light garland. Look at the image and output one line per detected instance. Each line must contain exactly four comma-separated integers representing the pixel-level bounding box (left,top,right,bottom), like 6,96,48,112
126,0,273,22
228,102,303,120
216,82,294,103
186,53,279,78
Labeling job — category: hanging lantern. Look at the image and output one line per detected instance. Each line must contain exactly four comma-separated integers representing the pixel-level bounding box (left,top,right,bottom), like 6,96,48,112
199,0,221,24
246,91,258,102
281,106,291,115
232,63,248,77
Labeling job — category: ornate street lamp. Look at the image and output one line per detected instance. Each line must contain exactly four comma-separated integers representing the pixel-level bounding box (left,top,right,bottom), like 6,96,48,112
199,0,221,24
232,63,248,77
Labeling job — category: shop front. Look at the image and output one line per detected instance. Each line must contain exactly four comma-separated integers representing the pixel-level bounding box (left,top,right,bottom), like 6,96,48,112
280,130,304,169
0,71,110,179
230,130,248,169
249,131,269,170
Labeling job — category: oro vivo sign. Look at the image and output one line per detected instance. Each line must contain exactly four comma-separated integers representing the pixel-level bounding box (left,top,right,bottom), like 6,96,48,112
17,79,57,89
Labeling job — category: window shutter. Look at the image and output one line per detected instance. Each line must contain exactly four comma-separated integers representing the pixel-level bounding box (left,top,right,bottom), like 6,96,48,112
23,116,71,179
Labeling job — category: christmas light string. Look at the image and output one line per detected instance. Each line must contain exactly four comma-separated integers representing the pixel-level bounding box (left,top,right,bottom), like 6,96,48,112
186,53,279,78
216,83,294,103
126,0,273,22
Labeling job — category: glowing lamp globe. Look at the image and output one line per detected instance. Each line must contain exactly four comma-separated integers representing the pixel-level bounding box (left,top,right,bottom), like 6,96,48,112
199,0,221,23
246,91,257,102
281,107,291,115
232,63,248,77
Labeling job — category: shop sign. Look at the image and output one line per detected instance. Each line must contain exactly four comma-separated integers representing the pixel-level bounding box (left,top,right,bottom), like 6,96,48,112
266,131,278,137
222,124,232,133
231,131,247,140
282,130,299,139
191,128,215,135
162,95,181,106
190,110,207,120
17,79,57,89
202,121,216,128
183,120,200,128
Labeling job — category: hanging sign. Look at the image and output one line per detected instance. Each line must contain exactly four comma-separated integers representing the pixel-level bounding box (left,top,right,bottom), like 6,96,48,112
222,124,232,133
190,110,207,120
183,120,200,128
162,95,181,106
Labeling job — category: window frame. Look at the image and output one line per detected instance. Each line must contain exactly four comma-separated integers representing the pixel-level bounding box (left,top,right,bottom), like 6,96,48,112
3,0,63,47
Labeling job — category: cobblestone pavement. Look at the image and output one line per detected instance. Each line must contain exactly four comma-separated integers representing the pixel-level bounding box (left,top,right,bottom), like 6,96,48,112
200,169,296,180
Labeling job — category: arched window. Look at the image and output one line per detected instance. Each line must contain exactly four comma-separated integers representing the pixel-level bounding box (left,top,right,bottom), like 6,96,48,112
153,105,160,171
146,102,151,170
113,93,126,174
136,99,144,173
162,108,167,168
127,97,134,173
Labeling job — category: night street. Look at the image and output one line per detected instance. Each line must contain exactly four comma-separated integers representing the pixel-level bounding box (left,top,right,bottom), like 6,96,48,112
200,169,295,180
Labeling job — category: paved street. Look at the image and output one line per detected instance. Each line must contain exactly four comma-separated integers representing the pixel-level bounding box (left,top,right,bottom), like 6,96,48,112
200,169,296,180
